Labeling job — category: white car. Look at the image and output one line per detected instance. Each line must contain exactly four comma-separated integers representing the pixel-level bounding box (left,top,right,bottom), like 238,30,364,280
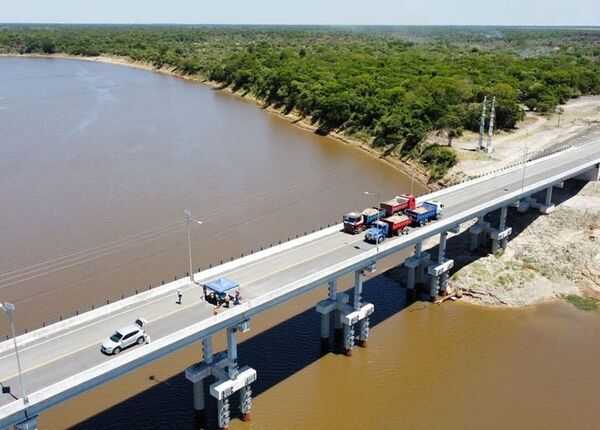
101,318,149,355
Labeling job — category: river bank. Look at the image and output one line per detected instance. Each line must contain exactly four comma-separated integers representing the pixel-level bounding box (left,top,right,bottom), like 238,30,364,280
0,52,433,190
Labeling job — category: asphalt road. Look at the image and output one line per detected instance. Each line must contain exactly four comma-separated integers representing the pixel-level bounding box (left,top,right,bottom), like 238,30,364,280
0,140,598,420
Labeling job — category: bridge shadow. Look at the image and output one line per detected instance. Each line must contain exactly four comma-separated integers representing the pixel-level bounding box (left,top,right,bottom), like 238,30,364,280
70,180,587,430
72,270,410,429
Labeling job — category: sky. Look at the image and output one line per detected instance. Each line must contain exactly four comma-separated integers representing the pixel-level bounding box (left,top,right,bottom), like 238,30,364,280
1,0,599,26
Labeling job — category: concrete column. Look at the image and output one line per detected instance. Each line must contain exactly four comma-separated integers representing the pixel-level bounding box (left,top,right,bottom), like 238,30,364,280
438,231,447,264
439,272,449,295
406,266,416,290
416,263,426,284
239,385,252,422
359,317,370,348
414,242,424,283
328,279,337,300
429,275,440,298
320,312,330,340
226,327,238,379
540,187,555,214
499,206,509,248
353,270,362,310
499,207,507,231
491,236,500,254
469,217,484,251
334,309,342,332
415,242,422,257
193,380,205,421
545,187,553,206
217,398,231,429
203,337,213,365
343,323,355,356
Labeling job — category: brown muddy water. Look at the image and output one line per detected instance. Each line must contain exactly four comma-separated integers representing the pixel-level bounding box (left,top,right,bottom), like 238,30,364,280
0,57,599,429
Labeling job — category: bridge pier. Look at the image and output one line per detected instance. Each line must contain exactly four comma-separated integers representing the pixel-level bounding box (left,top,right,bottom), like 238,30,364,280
185,321,256,429
469,216,489,251
316,280,349,346
427,231,454,299
539,186,555,214
490,207,512,253
341,301,374,356
317,270,374,356
404,242,430,294
14,416,37,430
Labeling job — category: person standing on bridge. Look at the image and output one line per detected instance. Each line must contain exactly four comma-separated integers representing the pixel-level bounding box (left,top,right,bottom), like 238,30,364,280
177,289,183,305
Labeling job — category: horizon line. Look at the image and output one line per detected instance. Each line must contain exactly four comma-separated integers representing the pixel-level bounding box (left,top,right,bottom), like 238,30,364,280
1,22,600,28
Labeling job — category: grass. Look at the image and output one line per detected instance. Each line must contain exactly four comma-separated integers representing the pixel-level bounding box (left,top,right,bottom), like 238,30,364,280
563,294,599,311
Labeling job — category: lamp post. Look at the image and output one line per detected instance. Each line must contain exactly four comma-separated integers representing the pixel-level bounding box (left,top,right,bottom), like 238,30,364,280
184,209,203,284
364,190,383,252
0,302,27,405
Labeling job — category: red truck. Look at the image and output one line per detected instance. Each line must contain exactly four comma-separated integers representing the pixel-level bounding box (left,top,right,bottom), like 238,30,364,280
379,194,416,217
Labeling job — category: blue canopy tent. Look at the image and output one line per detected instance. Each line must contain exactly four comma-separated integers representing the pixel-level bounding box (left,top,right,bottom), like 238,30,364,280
204,277,239,295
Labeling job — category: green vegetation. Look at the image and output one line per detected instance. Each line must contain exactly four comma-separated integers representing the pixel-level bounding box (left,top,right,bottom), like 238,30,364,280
563,294,599,311
1,25,599,179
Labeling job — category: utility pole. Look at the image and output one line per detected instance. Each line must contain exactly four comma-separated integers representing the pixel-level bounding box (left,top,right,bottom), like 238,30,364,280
478,96,487,151
0,303,28,406
184,209,202,284
485,97,496,153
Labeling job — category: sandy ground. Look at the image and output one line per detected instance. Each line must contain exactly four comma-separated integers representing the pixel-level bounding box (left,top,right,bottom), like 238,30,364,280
446,96,600,181
451,181,600,306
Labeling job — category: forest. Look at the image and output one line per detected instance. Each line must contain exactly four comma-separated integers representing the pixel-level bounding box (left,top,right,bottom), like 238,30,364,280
1,25,599,179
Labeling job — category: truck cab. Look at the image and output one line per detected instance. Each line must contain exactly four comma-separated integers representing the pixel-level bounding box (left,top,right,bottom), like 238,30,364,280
343,212,364,234
365,220,389,244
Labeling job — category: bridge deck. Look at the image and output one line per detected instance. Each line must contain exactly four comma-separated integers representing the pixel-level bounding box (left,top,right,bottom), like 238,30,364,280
0,140,598,427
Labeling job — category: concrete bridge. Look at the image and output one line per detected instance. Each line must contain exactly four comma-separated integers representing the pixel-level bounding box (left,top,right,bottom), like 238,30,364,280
0,140,599,429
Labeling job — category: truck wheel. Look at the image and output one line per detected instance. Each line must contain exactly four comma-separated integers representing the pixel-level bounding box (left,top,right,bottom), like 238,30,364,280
377,236,384,244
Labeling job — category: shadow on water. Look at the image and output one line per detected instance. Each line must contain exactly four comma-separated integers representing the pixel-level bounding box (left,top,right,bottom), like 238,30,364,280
72,273,409,430
72,180,587,430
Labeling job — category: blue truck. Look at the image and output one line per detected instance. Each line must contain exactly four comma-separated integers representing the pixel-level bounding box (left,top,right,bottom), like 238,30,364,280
364,214,412,244
405,201,444,226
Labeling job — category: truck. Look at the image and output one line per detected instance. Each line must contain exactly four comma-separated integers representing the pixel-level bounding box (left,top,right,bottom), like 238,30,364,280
364,214,412,244
405,201,444,227
379,194,416,217
343,207,386,234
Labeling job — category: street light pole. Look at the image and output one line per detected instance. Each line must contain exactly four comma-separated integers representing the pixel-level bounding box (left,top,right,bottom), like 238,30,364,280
184,209,203,284
1,302,28,405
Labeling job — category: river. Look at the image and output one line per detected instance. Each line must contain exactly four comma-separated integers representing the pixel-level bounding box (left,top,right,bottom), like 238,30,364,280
0,57,598,429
